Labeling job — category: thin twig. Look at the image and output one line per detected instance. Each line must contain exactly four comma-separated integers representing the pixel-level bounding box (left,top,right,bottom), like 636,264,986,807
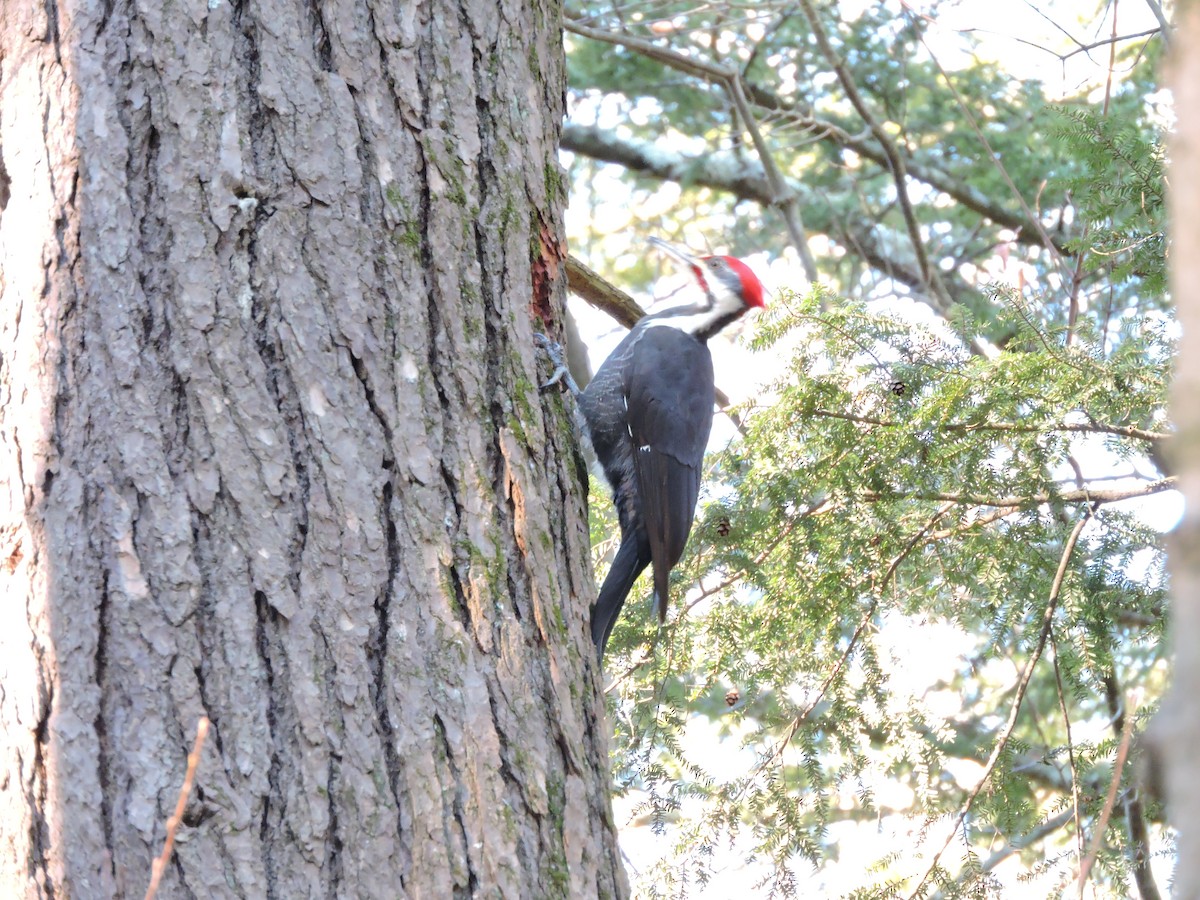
144,717,210,900
1017,0,1090,49
758,502,956,771
746,99,1066,251
925,506,1025,541
862,478,1176,509
564,14,817,275
603,647,656,694
804,407,1169,442
907,509,1093,898
913,29,1074,289
565,15,735,84
1103,1,1121,117
1077,696,1137,890
931,809,1075,900
725,76,819,280
1101,675,1163,900
1048,631,1086,895
683,520,798,614
756,600,876,774
1065,0,1122,349
1061,26,1163,59
798,0,945,308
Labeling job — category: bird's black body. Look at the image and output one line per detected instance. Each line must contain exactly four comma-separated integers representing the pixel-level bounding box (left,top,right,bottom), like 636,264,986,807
575,240,765,662
580,321,715,657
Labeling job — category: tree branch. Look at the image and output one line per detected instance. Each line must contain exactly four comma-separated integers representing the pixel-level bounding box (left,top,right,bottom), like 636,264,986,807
862,478,1176,509
798,0,947,307
561,124,989,319
907,509,1093,898
913,27,1074,286
1142,0,1171,47
561,123,774,204
931,809,1075,900
564,253,736,410
741,94,1071,253
1061,27,1165,60
725,75,819,280
565,14,735,85
564,15,816,275
566,254,645,328
1101,675,1163,900
804,407,1170,442
1051,631,1086,878
758,502,957,771
1078,691,1139,894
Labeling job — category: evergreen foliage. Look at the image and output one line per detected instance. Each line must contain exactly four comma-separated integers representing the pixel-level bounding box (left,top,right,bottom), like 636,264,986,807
564,1,1173,894
601,286,1169,895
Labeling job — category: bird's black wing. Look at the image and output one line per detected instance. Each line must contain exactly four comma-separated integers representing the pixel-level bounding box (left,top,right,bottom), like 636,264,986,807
624,327,715,621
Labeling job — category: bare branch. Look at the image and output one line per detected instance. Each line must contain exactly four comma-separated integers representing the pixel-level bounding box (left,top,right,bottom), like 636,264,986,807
741,95,1071,253
725,75,819,280
862,478,1176,508
931,809,1075,900
983,808,1076,872
145,717,210,900
566,254,645,328
561,123,773,203
565,14,736,85
564,254,736,410
1062,27,1165,60
564,14,816,273
1143,0,1171,47
1101,675,1163,900
1051,632,1086,884
1077,695,1138,892
560,124,989,318
804,407,1170,442
912,28,1075,289
925,505,1026,541
798,0,946,306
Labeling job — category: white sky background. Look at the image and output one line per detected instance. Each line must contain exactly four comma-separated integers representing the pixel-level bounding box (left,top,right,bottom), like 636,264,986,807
561,0,1176,895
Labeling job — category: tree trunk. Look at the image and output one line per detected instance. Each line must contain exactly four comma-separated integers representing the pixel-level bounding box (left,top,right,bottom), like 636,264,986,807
0,1,625,897
1162,0,1200,894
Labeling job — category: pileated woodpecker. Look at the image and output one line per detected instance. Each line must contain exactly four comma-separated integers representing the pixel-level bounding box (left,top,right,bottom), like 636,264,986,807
570,238,766,661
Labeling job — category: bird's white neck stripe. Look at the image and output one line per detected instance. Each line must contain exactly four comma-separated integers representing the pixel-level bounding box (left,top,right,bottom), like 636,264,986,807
643,310,724,336
642,288,744,337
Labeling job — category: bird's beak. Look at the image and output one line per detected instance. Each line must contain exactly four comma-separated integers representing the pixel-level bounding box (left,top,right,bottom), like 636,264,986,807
648,237,705,280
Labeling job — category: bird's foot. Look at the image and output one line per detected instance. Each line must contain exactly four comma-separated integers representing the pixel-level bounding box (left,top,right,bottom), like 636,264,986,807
534,333,581,396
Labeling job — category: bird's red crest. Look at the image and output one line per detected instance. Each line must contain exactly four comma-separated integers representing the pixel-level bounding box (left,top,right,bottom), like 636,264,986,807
721,256,766,309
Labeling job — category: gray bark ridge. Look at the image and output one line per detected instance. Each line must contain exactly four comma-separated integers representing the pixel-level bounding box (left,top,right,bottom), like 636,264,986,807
0,0,626,897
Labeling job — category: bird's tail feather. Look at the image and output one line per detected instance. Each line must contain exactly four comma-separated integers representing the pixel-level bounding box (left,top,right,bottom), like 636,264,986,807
652,560,670,624
591,532,652,662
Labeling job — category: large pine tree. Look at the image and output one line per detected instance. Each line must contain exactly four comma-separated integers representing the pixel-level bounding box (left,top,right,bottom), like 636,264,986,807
0,1,625,896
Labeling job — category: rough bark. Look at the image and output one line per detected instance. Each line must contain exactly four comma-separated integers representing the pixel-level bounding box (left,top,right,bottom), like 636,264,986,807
1160,0,1200,895
0,0,625,897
